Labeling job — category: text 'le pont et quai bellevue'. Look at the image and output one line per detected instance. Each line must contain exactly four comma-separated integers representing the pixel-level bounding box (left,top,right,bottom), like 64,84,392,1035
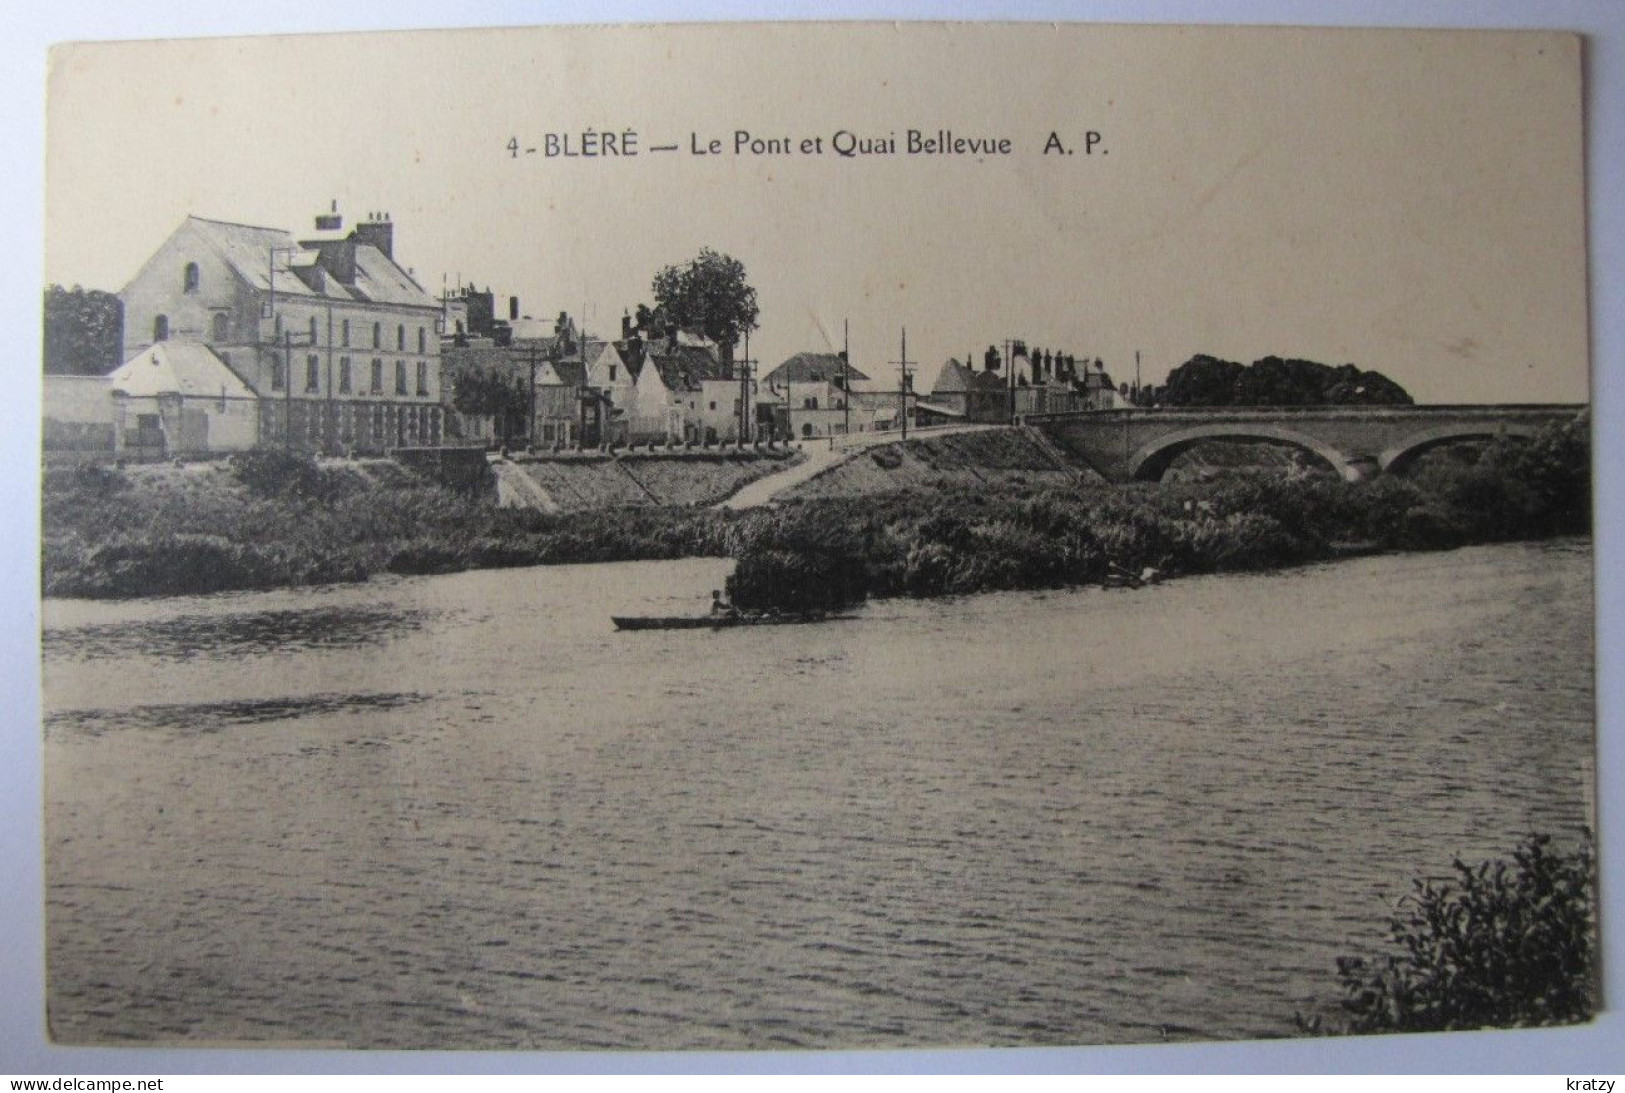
508,128,1107,160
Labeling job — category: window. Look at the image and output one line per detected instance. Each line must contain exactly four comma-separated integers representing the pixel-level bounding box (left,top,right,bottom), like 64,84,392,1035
153,315,169,342
395,361,407,395
183,262,199,293
342,319,350,347
397,325,405,351
804,396,819,410
306,355,320,392
416,361,428,396
270,354,285,391
417,327,426,354
211,313,229,342
372,322,381,349
339,357,352,394
709,401,717,411
610,365,617,382
309,317,318,345
370,359,383,394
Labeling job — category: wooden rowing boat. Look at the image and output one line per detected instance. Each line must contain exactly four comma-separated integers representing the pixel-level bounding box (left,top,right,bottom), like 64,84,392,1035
612,612,855,631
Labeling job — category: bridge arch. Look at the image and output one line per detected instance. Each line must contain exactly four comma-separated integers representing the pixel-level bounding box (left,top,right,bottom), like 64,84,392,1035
1127,423,1361,482
1379,424,1540,475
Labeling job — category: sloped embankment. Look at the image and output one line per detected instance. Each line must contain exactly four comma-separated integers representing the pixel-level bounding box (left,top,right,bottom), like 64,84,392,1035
783,427,1102,501
507,449,804,512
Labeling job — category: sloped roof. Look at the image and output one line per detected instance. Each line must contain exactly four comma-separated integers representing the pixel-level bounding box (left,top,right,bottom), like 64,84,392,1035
648,343,727,392
350,246,434,309
931,358,975,395
109,342,258,400
545,360,590,387
442,345,525,373
764,351,869,386
184,216,434,310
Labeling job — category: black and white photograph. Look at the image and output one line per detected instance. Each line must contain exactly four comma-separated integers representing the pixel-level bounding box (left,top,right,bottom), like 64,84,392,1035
24,12,1609,1067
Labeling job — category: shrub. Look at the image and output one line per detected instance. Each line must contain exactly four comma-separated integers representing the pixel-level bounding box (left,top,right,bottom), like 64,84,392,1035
230,449,331,500
726,549,868,612
1333,832,1597,1034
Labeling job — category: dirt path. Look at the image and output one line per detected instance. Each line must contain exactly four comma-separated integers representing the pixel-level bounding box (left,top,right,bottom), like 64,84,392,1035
717,424,999,510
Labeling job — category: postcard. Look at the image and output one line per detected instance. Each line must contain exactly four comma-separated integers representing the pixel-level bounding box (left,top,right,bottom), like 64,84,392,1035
39,21,1593,1051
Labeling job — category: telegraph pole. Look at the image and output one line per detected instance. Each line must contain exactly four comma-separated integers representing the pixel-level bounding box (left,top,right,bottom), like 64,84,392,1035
737,328,758,443
842,318,851,438
1004,338,1016,424
891,327,914,441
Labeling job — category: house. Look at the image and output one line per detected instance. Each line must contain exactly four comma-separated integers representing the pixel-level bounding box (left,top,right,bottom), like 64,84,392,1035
533,357,615,447
119,208,444,453
923,356,976,416
762,351,870,439
641,336,737,444
105,342,260,457
582,339,640,437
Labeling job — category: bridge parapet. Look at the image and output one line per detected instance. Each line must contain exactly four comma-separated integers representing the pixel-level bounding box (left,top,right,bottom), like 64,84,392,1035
1030,404,1585,483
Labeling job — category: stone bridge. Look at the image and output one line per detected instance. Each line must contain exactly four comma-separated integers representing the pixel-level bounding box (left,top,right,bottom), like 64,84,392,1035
1028,404,1585,483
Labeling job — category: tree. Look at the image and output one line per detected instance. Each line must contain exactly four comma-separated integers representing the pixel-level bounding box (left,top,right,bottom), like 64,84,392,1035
1161,354,1412,407
648,248,760,353
44,285,124,375
449,361,529,444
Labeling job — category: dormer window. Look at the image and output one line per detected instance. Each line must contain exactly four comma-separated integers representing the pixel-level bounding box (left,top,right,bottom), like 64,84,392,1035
183,263,200,293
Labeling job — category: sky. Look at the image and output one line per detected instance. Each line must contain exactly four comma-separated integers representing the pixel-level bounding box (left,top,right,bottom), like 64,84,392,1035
44,22,1589,403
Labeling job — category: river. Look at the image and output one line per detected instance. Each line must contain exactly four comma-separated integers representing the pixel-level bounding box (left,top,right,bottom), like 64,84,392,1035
41,539,1595,1050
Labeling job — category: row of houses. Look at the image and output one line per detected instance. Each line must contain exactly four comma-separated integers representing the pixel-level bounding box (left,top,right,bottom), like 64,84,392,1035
43,204,1128,460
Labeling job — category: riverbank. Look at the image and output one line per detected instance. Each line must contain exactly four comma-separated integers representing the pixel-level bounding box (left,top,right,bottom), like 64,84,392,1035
41,414,1588,601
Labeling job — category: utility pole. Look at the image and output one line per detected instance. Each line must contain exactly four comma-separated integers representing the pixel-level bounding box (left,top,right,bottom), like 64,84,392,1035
842,318,851,439
1135,349,1142,408
891,327,914,441
737,328,758,444
1004,338,1016,424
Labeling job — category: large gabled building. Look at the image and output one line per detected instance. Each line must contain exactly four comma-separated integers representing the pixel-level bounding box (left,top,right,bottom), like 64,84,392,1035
118,208,444,454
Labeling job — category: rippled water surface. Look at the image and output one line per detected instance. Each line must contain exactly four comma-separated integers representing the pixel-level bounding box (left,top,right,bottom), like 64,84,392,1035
43,540,1594,1049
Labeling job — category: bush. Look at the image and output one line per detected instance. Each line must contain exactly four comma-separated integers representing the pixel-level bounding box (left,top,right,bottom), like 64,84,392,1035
1333,833,1597,1034
230,449,331,500
726,549,868,612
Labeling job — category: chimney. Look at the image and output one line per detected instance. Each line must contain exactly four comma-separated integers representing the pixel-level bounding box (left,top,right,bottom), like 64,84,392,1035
351,211,393,259
985,345,1001,372
666,323,678,352
621,312,633,340
314,199,343,233
509,296,519,321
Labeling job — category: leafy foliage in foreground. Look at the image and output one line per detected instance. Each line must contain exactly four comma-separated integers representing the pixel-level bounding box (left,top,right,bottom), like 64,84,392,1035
1330,833,1597,1034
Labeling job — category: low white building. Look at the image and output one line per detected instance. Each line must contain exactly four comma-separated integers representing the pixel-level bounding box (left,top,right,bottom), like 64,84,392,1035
106,342,260,456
